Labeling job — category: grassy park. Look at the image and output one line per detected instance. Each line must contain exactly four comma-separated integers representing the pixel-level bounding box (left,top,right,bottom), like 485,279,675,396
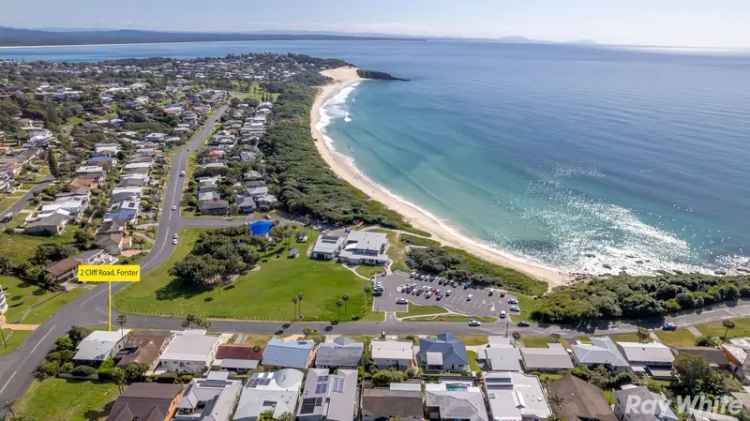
115,228,372,321
696,317,750,339
0,224,79,265
655,328,697,347
12,378,119,421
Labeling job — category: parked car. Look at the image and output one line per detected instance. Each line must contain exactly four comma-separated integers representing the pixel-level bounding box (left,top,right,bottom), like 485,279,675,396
466,294,473,301
499,310,507,319
468,320,482,327
517,320,530,327
662,321,677,331
507,297,518,305
510,305,520,313
445,290,452,296
396,298,408,305
172,239,178,245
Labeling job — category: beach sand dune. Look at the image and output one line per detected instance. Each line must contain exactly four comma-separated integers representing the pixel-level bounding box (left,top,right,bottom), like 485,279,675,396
311,66,570,288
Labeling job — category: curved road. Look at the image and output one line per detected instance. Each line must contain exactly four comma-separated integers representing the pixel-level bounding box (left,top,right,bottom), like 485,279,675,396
3,104,750,413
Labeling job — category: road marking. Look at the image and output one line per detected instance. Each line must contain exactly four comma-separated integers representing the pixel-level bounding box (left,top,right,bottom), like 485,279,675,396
0,324,56,396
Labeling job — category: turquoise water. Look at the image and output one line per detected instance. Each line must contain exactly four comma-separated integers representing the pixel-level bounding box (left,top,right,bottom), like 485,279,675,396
4,40,749,274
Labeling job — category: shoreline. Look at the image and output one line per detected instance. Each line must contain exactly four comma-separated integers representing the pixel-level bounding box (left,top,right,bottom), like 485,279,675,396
311,66,571,287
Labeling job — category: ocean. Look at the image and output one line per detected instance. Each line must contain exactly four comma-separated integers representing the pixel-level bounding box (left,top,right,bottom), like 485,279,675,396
4,40,749,275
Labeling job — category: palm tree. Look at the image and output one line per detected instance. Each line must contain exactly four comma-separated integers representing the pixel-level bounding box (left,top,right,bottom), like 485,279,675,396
341,295,350,317
335,299,344,320
723,320,736,339
116,314,127,336
292,296,299,320
296,293,304,319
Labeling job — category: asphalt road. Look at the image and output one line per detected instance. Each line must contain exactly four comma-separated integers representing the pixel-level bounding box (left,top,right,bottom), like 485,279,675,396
0,175,55,222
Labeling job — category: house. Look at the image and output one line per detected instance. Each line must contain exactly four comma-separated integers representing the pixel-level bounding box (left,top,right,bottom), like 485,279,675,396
46,249,117,284
360,388,423,421
614,385,678,421
481,336,522,371
571,336,630,369
116,331,173,372
520,343,574,371
199,197,229,215
261,337,315,369
315,336,364,369
213,343,263,371
24,212,70,235
158,330,221,373
310,231,346,260
73,329,131,365
371,339,414,369
233,369,304,421
617,342,675,378
106,382,183,421
96,220,130,255
484,372,552,421
174,371,241,421
547,374,618,421
425,378,489,421
674,347,731,369
297,368,358,421
418,333,469,372
338,230,389,265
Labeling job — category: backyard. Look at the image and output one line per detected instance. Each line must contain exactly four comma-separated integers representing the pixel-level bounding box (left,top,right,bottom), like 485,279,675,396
12,378,119,421
115,228,372,321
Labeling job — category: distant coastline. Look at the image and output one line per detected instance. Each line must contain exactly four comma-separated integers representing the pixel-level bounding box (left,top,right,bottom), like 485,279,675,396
310,66,570,286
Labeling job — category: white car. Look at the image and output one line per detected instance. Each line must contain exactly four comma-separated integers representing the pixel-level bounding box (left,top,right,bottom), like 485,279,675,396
466,294,473,301
396,298,408,305
172,239,178,245
171,205,177,211
468,320,482,327
499,310,507,319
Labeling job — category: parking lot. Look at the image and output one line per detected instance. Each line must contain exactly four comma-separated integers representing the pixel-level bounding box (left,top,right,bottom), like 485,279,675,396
372,271,521,319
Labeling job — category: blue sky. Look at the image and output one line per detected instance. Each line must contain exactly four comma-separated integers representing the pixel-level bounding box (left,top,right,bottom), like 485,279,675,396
2,0,749,47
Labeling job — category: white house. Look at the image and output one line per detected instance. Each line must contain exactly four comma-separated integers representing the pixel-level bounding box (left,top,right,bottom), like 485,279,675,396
158,330,222,374
73,330,131,364
371,340,414,369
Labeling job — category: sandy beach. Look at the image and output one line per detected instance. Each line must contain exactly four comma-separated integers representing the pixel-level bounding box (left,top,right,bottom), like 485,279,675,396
311,67,571,287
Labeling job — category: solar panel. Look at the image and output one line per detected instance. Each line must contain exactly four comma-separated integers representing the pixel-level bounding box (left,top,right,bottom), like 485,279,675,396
300,398,316,414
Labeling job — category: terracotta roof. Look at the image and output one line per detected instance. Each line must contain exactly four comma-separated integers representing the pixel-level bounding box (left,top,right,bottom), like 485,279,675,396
216,343,263,360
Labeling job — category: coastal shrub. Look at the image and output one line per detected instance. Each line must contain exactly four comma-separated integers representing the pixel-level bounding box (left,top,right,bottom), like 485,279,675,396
406,246,547,296
372,369,406,386
71,365,97,377
532,273,750,324
259,83,413,229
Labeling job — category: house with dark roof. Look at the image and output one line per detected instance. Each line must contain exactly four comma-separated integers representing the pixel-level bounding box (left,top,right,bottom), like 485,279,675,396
418,333,468,372
213,343,263,371
262,337,315,369
106,382,183,421
116,331,172,372
674,347,731,369
361,388,423,421
547,374,617,421
297,368,358,421
315,336,364,369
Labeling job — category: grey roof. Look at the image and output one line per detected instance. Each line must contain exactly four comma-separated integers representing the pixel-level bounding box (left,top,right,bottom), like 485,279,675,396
262,337,314,369
615,386,678,421
483,346,522,371
361,389,423,420
418,333,468,369
311,232,345,255
426,391,489,421
520,343,574,371
572,337,629,367
175,371,242,421
297,369,358,421
484,372,552,421
73,330,129,362
315,337,364,368
160,332,220,363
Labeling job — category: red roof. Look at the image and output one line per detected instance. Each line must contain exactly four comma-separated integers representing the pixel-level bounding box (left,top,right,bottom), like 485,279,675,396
216,344,263,360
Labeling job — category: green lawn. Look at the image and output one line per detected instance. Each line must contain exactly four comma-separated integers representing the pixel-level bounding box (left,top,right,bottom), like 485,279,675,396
458,335,489,346
12,378,119,421
0,330,32,356
655,328,697,347
0,275,85,325
696,317,750,339
115,229,371,321
608,332,645,343
467,350,482,372
512,294,540,322
400,233,440,247
354,264,386,279
0,191,25,212
0,224,79,265
519,335,565,348
397,304,449,318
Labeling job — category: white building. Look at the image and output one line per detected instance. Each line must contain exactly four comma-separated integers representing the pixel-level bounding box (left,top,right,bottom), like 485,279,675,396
370,340,414,369
158,330,221,374
73,330,131,364
484,372,552,421
233,369,304,421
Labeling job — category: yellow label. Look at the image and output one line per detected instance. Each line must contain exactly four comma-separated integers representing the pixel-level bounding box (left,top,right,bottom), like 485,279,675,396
77,264,141,282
